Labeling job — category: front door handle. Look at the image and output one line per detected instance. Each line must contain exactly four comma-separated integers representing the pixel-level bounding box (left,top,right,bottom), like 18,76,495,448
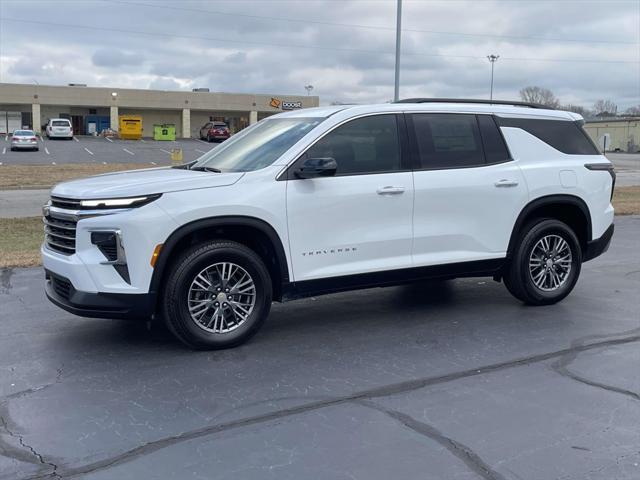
494,179,519,188
377,186,405,195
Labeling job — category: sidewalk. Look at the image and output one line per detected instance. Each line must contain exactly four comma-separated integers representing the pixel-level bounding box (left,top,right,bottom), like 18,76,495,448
0,189,49,218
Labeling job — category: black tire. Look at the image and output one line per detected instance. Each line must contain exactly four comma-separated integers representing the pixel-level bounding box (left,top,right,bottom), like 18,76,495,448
162,240,272,349
503,218,582,305
206,134,212,143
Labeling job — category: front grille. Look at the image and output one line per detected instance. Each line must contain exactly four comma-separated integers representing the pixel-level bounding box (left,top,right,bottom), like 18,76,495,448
50,196,81,209
51,275,72,300
44,214,77,255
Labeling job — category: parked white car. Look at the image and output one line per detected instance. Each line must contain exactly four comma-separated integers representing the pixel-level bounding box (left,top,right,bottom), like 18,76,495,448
42,99,615,349
46,118,73,139
10,129,39,151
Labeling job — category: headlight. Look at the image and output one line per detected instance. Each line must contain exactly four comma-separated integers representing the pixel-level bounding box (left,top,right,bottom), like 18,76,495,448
79,194,161,209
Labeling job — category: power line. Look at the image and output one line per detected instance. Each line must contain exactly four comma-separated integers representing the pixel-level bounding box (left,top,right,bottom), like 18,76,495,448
0,16,638,65
106,0,638,46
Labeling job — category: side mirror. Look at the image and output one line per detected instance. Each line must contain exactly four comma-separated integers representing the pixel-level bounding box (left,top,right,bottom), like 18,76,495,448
294,157,337,179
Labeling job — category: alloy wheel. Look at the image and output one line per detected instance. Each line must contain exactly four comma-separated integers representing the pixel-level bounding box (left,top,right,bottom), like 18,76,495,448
528,234,573,291
187,262,256,333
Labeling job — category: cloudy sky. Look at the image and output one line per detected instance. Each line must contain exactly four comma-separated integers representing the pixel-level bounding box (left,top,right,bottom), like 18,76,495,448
0,0,638,109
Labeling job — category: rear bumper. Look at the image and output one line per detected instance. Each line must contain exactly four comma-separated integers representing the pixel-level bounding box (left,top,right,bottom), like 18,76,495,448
583,223,614,262
12,142,38,148
45,270,155,320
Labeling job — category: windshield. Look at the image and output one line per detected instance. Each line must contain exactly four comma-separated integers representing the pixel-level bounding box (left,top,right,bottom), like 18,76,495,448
193,117,322,172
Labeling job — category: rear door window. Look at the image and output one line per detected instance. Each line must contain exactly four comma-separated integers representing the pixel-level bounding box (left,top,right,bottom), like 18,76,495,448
477,115,510,163
410,114,485,169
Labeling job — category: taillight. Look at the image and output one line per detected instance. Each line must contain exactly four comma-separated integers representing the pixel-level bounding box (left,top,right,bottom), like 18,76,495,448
30,137,37,141
585,163,616,200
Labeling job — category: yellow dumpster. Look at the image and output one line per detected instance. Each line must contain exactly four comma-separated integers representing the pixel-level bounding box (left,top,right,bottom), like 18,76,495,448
118,115,143,140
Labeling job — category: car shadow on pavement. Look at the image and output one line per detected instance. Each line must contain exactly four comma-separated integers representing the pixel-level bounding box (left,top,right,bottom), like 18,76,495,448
53,279,527,353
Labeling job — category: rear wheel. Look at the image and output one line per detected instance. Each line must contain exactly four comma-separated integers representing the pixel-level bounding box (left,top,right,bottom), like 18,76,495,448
162,240,272,349
206,134,212,142
503,218,582,305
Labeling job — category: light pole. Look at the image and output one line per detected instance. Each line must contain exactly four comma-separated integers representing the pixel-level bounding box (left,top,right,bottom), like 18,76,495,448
304,84,314,96
487,54,499,100
394,0,402,102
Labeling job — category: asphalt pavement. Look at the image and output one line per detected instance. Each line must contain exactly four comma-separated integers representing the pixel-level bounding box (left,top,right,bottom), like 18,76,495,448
0,135,213,166
1,216,639,479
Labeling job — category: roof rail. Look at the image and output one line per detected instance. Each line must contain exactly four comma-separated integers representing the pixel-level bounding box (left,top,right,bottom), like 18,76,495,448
394,98,552,110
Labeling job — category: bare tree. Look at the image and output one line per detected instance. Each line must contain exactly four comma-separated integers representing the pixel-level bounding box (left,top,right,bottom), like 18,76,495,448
624,105,640,116
593,99,618,116
519,86,560,108
562,104,592,118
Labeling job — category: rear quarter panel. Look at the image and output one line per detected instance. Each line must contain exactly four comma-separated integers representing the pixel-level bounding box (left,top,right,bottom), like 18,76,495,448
501,126,614,240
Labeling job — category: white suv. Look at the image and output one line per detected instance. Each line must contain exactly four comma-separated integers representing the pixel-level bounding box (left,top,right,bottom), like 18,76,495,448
46,118,73,139
42,99,615,349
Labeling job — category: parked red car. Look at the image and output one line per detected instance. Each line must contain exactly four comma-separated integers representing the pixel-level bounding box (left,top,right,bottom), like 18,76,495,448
199,121,230,142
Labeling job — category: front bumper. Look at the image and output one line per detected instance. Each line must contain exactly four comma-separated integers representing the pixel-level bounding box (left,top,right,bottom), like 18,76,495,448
45,270,155,320
583,223,614,262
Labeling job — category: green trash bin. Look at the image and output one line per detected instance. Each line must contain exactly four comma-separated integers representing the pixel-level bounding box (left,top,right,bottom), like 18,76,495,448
153,124,176,141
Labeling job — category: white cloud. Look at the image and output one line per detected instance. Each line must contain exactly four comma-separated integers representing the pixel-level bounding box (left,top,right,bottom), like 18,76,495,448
0,0,638,109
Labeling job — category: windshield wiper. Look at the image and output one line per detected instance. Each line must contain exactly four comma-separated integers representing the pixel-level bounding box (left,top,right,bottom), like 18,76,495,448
191,166,222,173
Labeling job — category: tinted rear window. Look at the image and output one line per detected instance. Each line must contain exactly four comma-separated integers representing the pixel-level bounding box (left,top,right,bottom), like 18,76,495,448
496,117,599,155
51,120,70,126
14,130,34,136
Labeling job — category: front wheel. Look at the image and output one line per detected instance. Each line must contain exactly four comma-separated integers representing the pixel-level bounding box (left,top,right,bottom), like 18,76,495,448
503,218,582,305
162,240,272,349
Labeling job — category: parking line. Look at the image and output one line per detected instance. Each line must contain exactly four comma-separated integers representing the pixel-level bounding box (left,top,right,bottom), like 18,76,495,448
105,136,113,142
84,147,94,156
195,149,207,154
45,147,50,155
73,137,79,142
102,161,107,165
122,148,135,156
4,136,8,142
52,161,56,165
1,148,5,155
140,138,146,143
160,149,171,154
196,138,209,144
150,161,157,165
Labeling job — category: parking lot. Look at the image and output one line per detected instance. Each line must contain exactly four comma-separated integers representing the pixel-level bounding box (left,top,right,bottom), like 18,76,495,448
1,215,638,479
0,135,216,166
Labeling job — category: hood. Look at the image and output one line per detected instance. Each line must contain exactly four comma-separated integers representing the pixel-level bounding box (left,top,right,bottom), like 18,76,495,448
51,167,244,199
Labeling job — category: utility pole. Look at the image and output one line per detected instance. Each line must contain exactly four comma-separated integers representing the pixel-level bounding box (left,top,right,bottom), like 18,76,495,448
487,54,499,100
394,0,402,102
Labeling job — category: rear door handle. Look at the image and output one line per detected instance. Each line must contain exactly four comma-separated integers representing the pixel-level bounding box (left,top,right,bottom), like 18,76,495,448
377,186,405,195
494,179,519,188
